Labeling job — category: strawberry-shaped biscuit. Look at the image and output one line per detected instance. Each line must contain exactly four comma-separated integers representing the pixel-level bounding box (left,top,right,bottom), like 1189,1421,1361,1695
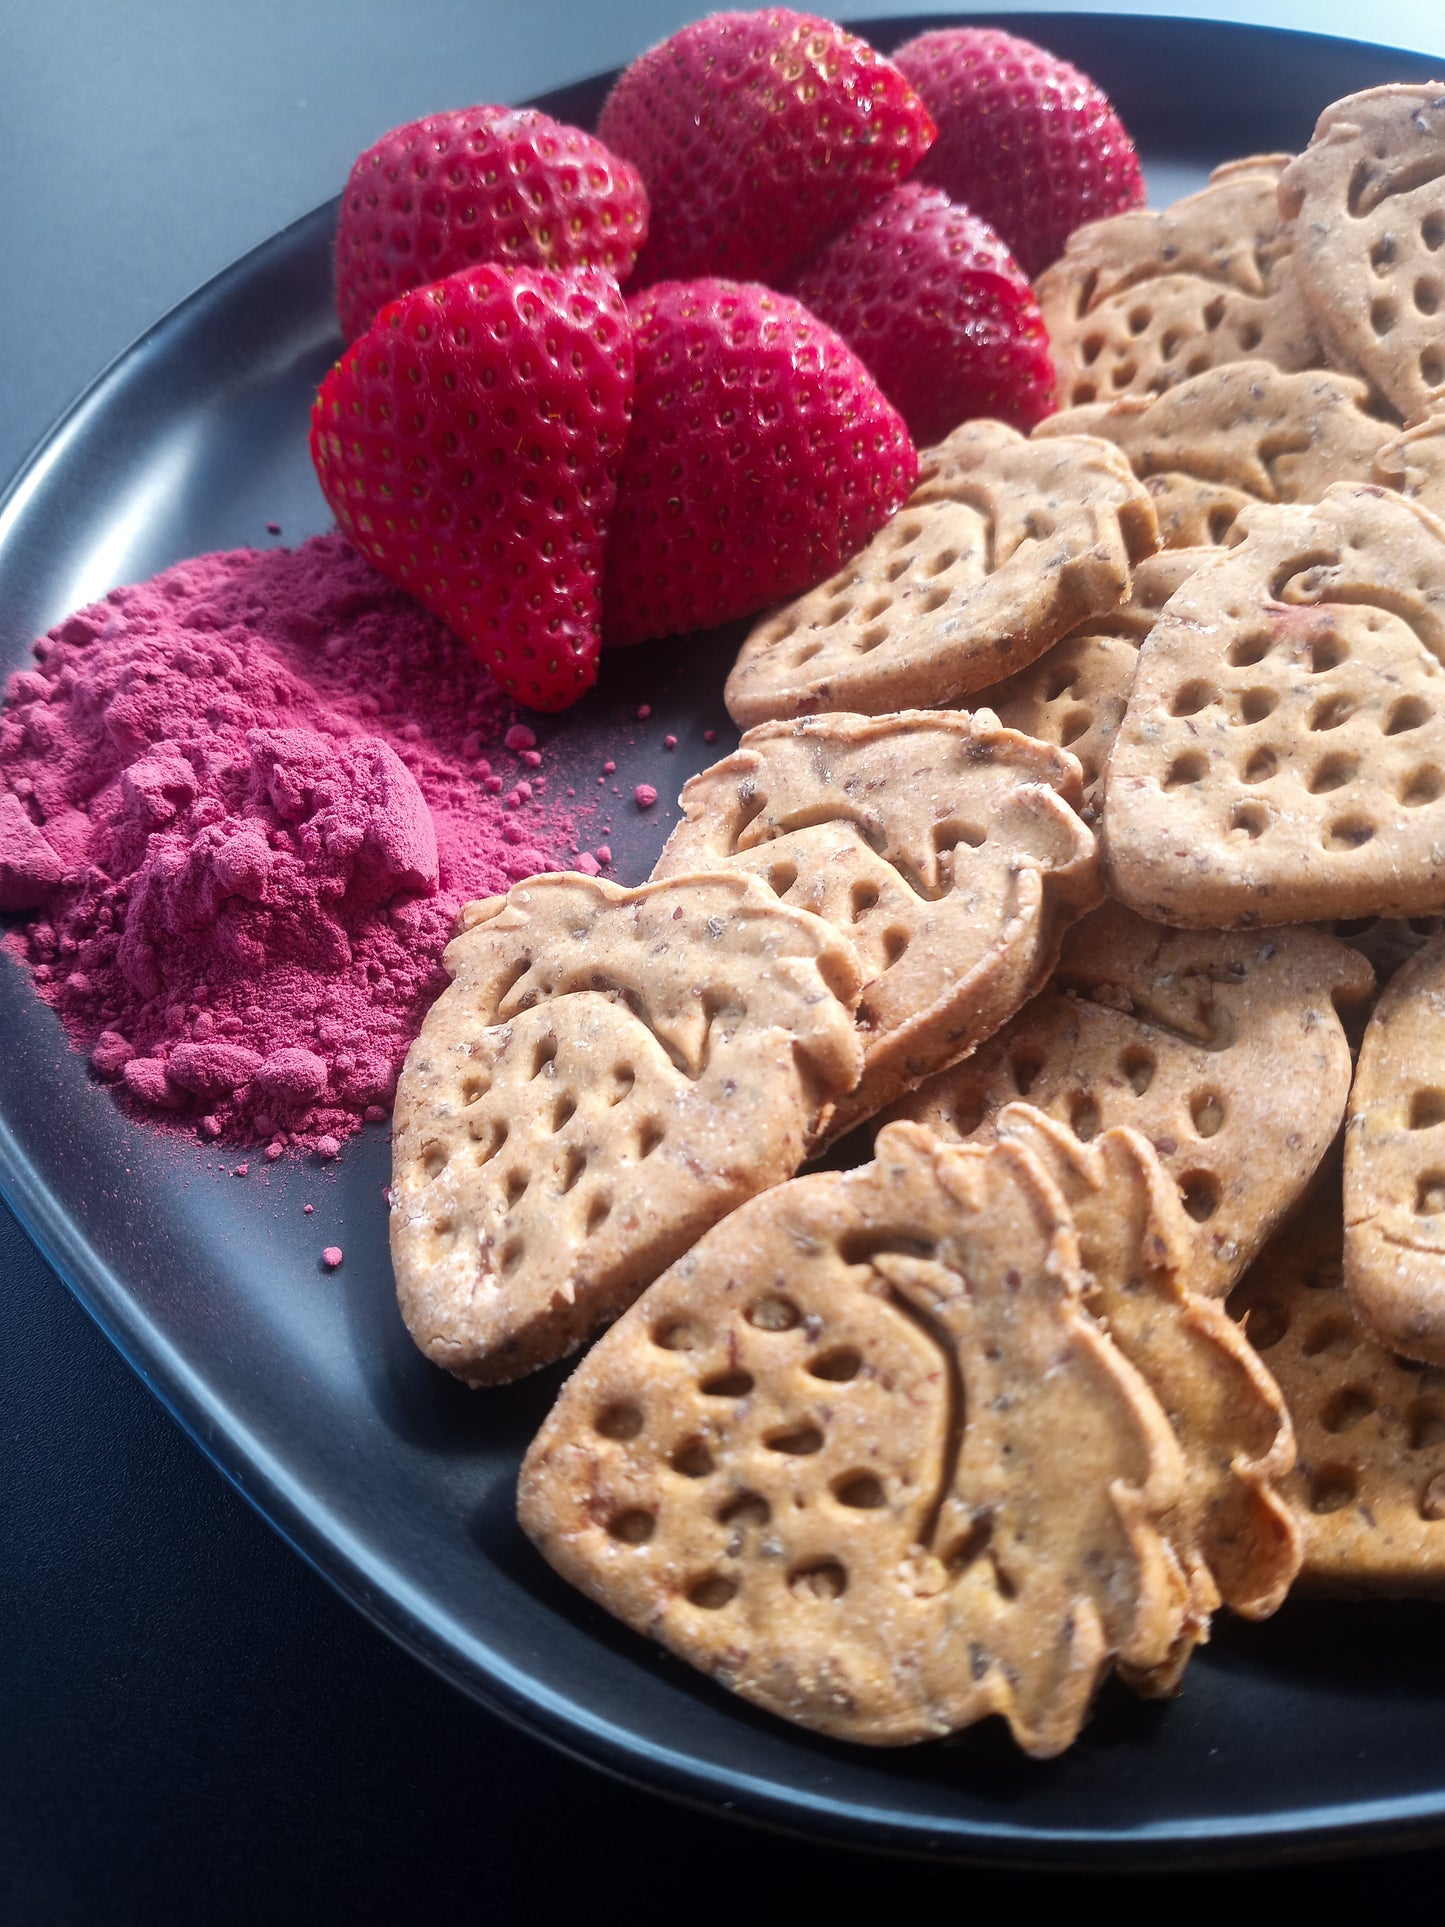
597,9,935,288
788,182,1055,444
602,278,916,647
895,27,1144,278
311,263,633,712
335,107,649,342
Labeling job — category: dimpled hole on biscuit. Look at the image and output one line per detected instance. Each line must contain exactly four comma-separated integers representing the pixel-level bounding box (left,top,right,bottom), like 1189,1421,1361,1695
1323,816,1375,852
1308,637,1350,674
549,1092,577,1133
1310,1465,1359,1515
635,1118,665,1159
1309,752,1358,794
700,1370,755,1398
808,1347,862,1382
672,1438,715,1477
653,1317,700,1351
1304,1315,1357,1357
557,1144,587,1194
1070,1092,1102,1141
1239,687,1279,724
1059,707,1093,747
834,1473,886,1509
1370,298,1397,337
1416,1172,1445,1215
1010,1049,1045,1096
1171,679,1216,717
790,1560,847,1601
1121,1047,1156,1095
471,1118,507,1164
1190,1090,1226,1137
460,1074,490,1106
1180,1171,1220,1222
1402,767,1445,807
1425,212,1445,252
1410,1090,1445,1130
608,1508,655,1545
1242,747,1278,783
1385,696,1431,735
597,1401,643,1440
1229,632,1274,669
767,1424,826,1455
1231,802,1269,840
1322,1386,1376,1434
1419,280,1442,316
1164,750,1208,789
1422,348,1445,389
1408,1402,1445,1450
719,1491,771,1528
421,1141,450,1178
607,1063,635,1105
1243,1298,1289,1350
688,1575,738,1609
748,1294,801,1331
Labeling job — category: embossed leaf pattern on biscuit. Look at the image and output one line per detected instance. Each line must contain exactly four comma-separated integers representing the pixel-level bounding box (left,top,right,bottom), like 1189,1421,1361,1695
1035,161,1321,410
1103,486,1445,926
723,421,1158,727
390,873,864,1386
1039,363,1397,549
1229,1164,1445,1596
886,903,1372,1298
653,710,1100,1135
1279,86,1445,425
1346,933,1445,1367
1375,415,1445,524
995,1105,1301,1639
520,1123,1191,1757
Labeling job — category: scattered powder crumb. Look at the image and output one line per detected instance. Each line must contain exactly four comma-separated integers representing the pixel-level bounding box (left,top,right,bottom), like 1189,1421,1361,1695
595,845,612,867
636,705,651,720
603,761,615,775
704,729,717,743
521,749,542,768
233,1163,249,1177
266,522,281,536
321,1245,343,1269
634,784,658,808
503,724,536,752
576,851,601,876
664,734,677,749
303,1203,314,1214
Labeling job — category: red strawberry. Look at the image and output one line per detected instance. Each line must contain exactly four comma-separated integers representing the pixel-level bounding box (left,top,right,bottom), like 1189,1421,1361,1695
602,279,916,647
789,183,1055,445
596,10,935,289
334,107,649,342
893,27,1145,279
310,264,634,712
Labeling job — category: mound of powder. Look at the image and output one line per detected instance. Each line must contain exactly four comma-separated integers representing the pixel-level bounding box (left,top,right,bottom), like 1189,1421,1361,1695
0,535,587,1152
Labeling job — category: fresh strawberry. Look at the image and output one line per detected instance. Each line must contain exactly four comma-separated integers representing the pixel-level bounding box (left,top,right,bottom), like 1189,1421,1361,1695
310,264,634,712
893,27,1145,279
789,183,1055,445
334,106,649,342
596,10,935,289
602,278,916,647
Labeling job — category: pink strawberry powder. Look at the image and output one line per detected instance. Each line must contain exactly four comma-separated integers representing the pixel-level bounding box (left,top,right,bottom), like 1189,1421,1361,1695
0,535,586,1152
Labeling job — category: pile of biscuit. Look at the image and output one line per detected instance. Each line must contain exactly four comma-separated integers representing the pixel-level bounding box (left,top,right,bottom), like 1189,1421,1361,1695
389,84,1445,1759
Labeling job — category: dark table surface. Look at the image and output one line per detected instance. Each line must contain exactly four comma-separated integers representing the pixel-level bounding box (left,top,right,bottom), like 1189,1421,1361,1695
4,3,1445,1919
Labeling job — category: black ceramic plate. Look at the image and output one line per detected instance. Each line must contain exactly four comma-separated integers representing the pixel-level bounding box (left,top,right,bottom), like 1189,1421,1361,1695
3,12,1444,1870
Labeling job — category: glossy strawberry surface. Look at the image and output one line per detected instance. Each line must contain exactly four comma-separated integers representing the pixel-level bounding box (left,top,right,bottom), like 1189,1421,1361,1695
335,107,649,342
894,26,1145,278
602,277,916,647
597,9,935,288
789,183,1056,444
311,264,634,711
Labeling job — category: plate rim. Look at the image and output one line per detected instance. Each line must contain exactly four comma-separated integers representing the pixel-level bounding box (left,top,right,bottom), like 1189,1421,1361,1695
4,10,1445,1869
